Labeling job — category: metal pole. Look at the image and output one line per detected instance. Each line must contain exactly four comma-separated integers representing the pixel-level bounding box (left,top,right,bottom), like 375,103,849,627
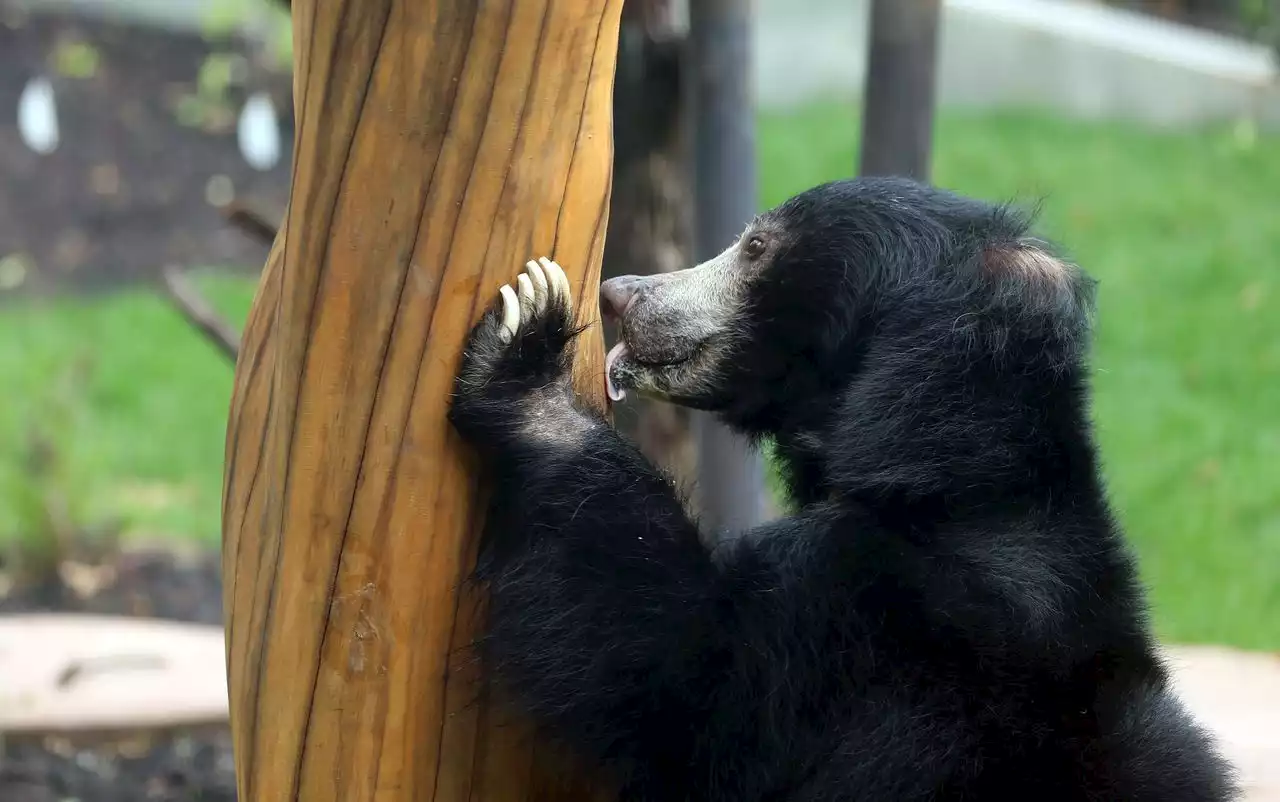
859,0,941,179
688,0,769,535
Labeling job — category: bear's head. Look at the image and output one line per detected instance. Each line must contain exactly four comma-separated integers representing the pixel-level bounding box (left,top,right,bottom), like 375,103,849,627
600,176,1096,437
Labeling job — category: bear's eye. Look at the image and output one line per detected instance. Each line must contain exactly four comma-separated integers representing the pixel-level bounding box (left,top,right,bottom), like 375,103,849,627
742,235,767,260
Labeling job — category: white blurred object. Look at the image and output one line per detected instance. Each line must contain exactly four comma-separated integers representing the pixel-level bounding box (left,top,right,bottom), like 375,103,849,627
237,90,281,171
1163,644,1280,802
17,76,60,155
754,0,1280,129
0,614,228,734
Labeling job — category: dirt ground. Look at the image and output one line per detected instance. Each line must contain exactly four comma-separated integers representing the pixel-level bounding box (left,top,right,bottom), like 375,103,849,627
0,4,290,299
0,547,235,801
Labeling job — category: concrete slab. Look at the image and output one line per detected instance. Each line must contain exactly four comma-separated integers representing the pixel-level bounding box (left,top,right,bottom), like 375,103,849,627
1164,644,1280,801
753,0,1280,129
0,613,227,735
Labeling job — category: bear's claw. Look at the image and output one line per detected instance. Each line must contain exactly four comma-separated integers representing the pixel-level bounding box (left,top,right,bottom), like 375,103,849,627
496,257,572,344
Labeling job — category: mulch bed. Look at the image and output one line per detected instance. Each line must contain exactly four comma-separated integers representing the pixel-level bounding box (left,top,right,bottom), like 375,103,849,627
0,546,237,801
0,5,290,300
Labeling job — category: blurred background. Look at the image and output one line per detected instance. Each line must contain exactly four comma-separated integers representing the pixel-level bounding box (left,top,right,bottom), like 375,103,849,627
0,0,1276,799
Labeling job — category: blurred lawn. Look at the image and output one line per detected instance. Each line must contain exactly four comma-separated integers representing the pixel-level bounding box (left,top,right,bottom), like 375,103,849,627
2,106,1277,649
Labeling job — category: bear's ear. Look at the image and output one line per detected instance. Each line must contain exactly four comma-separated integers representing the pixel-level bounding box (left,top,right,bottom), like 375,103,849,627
979,238,1087,307
979,238,1096,332
980,239,1070,287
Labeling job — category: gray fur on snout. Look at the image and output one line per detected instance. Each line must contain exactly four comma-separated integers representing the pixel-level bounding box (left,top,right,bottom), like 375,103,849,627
614,244,749,365
603,238,759,405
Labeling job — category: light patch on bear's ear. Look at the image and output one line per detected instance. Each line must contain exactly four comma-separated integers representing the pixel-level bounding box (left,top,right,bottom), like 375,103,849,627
978,238,1096,348
982,239,1070,287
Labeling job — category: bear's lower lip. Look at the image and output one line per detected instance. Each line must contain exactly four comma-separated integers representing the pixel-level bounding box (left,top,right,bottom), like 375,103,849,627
605,337,707,403
605,341,629,402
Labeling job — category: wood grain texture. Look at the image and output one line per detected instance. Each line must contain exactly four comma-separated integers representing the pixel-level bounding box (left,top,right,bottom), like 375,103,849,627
220,2,624,800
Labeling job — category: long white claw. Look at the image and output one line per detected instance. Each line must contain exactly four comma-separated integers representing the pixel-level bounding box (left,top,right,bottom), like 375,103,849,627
525,260,549,308
516,273,536,324
538,257,571,303
498,284,519,341
555,260,573,301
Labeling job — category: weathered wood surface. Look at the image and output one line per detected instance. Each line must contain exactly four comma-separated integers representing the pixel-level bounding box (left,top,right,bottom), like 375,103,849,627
220,2,623,801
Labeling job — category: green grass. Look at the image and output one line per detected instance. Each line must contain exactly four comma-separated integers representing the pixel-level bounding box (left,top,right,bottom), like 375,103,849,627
2,105,1278,649
0,273,258,547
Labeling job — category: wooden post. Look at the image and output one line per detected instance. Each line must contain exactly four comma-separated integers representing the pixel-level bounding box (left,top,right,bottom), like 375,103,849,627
220,2,623,801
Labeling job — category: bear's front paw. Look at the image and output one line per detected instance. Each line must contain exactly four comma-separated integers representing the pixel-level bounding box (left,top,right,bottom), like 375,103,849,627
450,257,579,441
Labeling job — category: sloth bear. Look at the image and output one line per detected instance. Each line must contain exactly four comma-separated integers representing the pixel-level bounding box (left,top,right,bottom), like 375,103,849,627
448,177,1236,801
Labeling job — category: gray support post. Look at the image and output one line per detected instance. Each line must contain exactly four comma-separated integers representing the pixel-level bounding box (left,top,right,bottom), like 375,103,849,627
688,0,769,535
859,0,942,180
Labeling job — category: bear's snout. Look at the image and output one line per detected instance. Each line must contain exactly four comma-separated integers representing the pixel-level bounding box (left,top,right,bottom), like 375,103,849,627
600,275,645,321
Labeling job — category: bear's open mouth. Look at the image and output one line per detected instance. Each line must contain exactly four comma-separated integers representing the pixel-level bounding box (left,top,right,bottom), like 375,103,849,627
604,336,710,403
604,340,631,402
606,340,683,402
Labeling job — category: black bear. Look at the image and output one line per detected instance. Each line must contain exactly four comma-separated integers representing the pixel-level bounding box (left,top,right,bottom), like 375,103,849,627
447,177,1237,801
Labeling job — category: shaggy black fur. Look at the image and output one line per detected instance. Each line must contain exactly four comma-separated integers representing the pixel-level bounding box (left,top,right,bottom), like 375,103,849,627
447,177,1237,801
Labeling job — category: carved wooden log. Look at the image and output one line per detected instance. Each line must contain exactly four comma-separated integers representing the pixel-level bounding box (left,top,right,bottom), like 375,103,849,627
220,2,623,800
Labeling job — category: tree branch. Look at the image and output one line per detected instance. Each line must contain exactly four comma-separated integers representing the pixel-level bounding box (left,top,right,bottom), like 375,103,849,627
161,265,241,362
223,201,280,247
